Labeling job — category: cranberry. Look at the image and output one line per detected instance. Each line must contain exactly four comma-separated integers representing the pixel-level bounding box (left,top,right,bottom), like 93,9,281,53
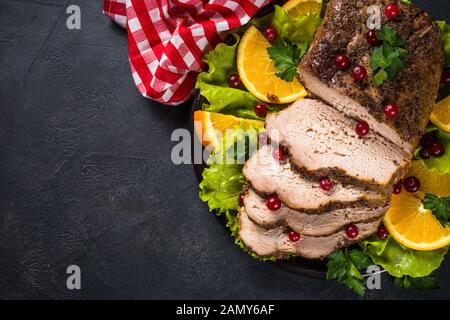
288,230,301,242
355,120,370,137
441,70,450,85
351,65,367,81
254,103,268,117
377,225,390,240
345,224,359,239
273,148,286,162
258,132,268,145
420,132,436,148
419,148,431,160
266,195,281,211
393,181,403,194
319,178,333,191
403,176,420,193
263,26,277,42
228,74,242,88
384,3,400,20
384,103,399,119
366,30,380,46
334,54,350,70
238,193,245,206
429,141,445,157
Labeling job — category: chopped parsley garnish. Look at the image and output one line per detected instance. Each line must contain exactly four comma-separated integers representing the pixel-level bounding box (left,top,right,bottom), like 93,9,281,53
423,193,450,226
326,249,373,296
370,25,408,86
267,38,308,82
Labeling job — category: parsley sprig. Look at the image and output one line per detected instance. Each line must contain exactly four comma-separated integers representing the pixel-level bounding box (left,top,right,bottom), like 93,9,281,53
370,25,408,86
267,39,308,82
326,249,373,296
394,274,440,291
423,193,450,226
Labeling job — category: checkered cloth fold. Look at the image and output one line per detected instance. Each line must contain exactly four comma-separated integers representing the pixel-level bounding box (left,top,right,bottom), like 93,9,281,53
103,0,273,105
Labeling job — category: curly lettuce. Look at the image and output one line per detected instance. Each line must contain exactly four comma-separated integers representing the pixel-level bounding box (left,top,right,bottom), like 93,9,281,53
415,125,450,174
360,236,448,278
437,21,450,68
272,5,322,46
195,35,262,120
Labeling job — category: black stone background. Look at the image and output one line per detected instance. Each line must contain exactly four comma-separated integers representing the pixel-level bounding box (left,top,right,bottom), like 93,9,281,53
0,0,449,300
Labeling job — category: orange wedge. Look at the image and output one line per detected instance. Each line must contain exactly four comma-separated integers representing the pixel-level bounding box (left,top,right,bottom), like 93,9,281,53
237,26,308,104
384,192,450,251
430,95,450,133
407,160,450,198
194,111,264,148
283,0,322,16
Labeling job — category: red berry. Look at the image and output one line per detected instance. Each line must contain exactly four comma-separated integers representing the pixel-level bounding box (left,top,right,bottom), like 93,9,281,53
288,230,301,242
334,54,350,70
366,30,380,46
442,70,450,85
403,176,420,193
263,27,277,42
254,103,268,117
355,120,370,137
319,178,333,191
377,225,390,240
266,195,281,211
393,181,403,194
273,148,286,162
258,132,268,145
384,3,400,20
429,141,445,157
351,65,367,81
228,74,242,88
420,132,436,148
419,148,431,160
384,103,400,119
238,193,245,206
345,224,359,239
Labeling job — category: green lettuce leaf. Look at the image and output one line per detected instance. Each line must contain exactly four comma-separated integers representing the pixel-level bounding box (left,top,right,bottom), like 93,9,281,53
199,127,259,215
437,21,450,69
195,35,263,120
272,5,322,46
360,236,448,278
415,125,450,174
394,274,439,290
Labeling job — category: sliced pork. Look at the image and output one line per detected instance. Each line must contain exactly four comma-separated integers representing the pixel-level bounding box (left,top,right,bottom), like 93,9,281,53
243,144,386,212
244,188,388,237
265,99,410,190
298,0,444,153
238,208,382,260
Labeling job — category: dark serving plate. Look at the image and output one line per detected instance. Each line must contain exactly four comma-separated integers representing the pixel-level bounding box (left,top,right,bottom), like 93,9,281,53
190,0,450,279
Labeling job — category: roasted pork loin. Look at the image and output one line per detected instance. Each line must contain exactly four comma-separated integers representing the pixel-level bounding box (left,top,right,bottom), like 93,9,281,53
265,99,410,190
298,0,444,154
238,208,382,260
243,145,386,211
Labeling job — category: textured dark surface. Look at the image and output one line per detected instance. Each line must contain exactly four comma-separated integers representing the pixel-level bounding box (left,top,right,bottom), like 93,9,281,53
0,0,449,300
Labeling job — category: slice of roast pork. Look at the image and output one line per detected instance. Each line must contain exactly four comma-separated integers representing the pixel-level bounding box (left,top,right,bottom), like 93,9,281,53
298,0,444,154
244,188,388,237
265,99,410,191
238,208,382,260
243,145,386,212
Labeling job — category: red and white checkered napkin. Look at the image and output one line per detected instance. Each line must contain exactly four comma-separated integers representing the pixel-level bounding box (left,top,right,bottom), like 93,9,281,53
103,0,274,105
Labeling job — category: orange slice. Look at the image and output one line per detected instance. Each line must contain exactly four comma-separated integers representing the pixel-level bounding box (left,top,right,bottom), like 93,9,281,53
383,192,450,251
407,160,450,198
430,95,450,133
283,0,322,16
237,25,308,104
194,111,264,148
